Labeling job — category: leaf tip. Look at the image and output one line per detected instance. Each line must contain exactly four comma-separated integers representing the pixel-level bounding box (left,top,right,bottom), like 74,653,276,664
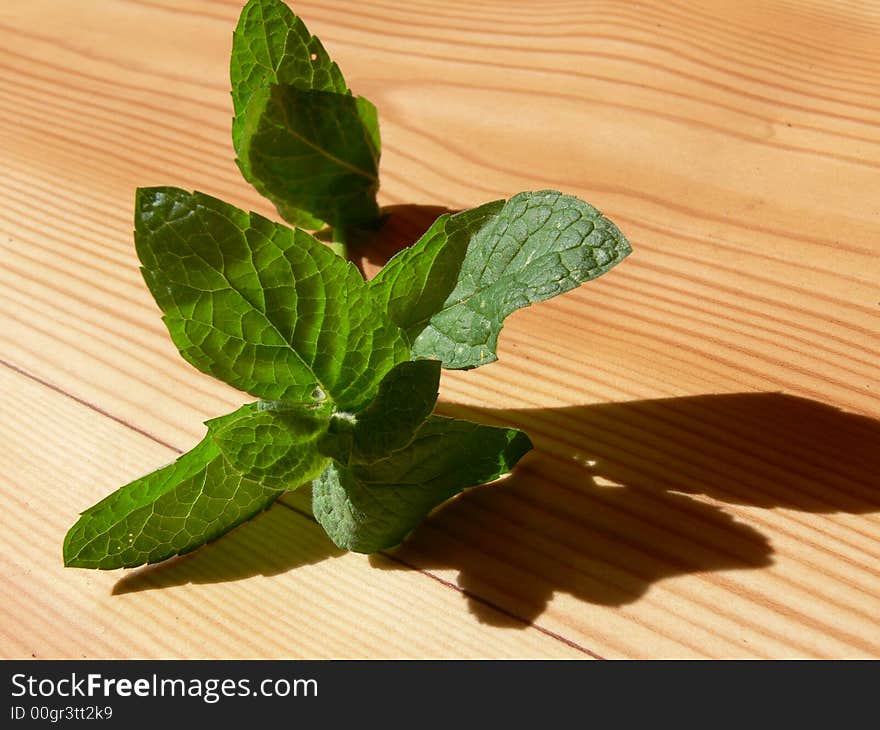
506,428,534,469
62,523,85,568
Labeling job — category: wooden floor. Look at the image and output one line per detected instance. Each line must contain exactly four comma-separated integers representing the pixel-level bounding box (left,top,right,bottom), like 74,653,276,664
1,0,878,658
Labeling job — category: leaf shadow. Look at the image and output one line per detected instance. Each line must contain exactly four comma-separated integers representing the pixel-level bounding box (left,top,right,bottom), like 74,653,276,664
371,392,880,627
346,204,457,278
113,391,879,633
112,502,342,595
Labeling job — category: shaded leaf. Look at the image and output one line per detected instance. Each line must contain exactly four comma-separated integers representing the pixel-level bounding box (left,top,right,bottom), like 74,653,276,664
231,0,380,228
231,0,347,150
237,85,380,228
369,201,503,342
320,359,441,464
313,416,532,553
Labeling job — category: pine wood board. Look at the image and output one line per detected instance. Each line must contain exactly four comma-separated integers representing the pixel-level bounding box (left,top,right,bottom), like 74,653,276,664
1,0,878,658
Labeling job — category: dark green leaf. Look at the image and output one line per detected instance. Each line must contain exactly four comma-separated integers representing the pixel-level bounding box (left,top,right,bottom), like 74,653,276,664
236,85,380,228
319,359,441,464
231,0,380,228
373,190,631,369
135,187,409,411
312,416,532,552
230,0,347,151
349,359,441,461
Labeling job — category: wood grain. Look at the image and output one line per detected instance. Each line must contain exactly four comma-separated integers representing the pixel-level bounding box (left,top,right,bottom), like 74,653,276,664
1,0,878,658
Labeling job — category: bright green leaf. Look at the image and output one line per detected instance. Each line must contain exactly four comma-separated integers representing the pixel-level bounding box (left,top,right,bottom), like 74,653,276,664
65,438,276,569
208,399,333,489
374,190,631,369
64,400,335,569
312,416,532,553
135,187,409,411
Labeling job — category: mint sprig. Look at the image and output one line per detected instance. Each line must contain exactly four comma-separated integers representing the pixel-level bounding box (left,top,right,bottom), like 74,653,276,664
63,0,631,570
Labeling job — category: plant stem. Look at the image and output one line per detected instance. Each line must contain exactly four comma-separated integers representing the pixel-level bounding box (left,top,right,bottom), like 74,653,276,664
330,224,348,261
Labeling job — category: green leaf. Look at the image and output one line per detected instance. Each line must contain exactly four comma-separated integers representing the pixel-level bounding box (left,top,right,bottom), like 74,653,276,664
372,190,631,369
319,359,442,464
208,400,333,489
231,0,380,228
231,0,348,151
349,359,441,461
312,416,532,553
369,201,504,342
236,85,381,228
64,401,334,569
135,187,409,411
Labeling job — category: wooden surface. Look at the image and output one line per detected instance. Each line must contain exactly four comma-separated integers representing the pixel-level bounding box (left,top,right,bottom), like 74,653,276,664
1,0,878,659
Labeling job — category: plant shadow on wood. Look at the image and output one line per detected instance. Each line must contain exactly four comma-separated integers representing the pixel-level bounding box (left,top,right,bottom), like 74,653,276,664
112,390,880,624
371,393,879,627
112,502,342,595
352,203,457,276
